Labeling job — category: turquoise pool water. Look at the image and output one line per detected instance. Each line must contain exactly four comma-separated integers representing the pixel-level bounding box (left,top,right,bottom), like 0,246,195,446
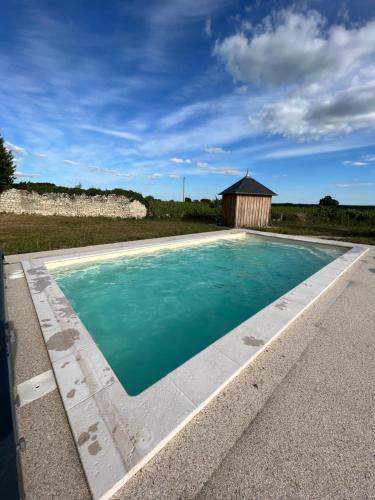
53,235,344,396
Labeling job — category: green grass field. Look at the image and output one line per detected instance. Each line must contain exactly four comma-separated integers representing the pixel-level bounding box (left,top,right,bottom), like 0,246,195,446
259,223,374,245
0,214,220,255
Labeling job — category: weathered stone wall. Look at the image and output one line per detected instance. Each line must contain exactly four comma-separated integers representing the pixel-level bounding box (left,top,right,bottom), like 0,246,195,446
0,189,147,219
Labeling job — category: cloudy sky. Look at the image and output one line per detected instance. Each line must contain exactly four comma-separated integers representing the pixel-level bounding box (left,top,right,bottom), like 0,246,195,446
1,0,375,203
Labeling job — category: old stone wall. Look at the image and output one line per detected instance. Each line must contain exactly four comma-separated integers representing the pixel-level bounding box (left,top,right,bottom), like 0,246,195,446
0,189,147,219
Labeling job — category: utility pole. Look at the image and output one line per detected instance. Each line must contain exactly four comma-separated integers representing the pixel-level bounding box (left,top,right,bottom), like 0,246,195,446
182,176,185,202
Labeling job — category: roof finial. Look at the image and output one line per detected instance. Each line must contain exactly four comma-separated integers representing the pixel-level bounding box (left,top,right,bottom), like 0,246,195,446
245,169,249,177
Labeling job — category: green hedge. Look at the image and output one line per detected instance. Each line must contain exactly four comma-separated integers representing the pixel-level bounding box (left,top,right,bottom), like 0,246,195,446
271,204,375,226
147,199,220,220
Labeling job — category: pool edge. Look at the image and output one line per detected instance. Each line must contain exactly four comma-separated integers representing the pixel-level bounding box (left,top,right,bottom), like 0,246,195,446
20,230,369,500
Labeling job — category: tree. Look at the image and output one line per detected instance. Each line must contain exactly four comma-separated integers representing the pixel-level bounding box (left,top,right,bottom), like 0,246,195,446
0,135,16,192
319,195,339,207
184,197,192,202
318,195,339,222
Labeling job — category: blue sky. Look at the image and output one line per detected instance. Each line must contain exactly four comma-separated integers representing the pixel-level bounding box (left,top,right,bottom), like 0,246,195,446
1,0,375,204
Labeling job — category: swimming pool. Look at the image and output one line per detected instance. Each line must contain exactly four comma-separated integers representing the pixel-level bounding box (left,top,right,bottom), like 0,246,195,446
53,235,343,395
22,230,367,499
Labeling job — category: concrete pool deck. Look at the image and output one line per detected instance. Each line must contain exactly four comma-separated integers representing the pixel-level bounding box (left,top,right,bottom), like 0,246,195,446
4,231,374,499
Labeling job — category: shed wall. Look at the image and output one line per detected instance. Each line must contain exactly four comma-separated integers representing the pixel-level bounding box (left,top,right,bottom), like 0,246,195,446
222,194,272,227
236,195,271,227
221,195,237,226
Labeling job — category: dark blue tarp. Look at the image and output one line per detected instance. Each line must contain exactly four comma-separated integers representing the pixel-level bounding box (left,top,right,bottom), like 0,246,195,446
0,252,20,499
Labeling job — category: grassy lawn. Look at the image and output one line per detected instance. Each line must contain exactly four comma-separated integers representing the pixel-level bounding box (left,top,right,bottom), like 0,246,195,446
0,214,220,255
259,223,375,245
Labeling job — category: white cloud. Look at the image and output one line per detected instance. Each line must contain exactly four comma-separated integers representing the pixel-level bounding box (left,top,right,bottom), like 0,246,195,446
88,166,132,178
5,141,26,155
363,154,375,161
205,19,212,37
169,157,191,164
234,85,248,95
204,147,227,154
15,171,40,178
215,9,375,140
159,101,213,129
335,181,373,188
352,161,367,166
259,139,375,159
252,81,375,139
146,173,163,179
214,10,375,88
142,0,231,26
80,124,141,142
342,159,369,166
141,94,259,156
63,159,79,165
34,152,48,158
168,174,180,179
197,162,242,176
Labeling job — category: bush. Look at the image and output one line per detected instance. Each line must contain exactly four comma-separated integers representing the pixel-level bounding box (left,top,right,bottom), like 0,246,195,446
148,199,220,220
271,204,375,227
319,195,339,207
181,213,217,223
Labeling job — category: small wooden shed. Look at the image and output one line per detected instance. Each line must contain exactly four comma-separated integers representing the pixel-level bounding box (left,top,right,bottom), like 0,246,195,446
219,174,276,228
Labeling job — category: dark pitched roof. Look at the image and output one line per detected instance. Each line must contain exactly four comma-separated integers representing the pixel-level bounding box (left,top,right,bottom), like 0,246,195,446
219,176,277,196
